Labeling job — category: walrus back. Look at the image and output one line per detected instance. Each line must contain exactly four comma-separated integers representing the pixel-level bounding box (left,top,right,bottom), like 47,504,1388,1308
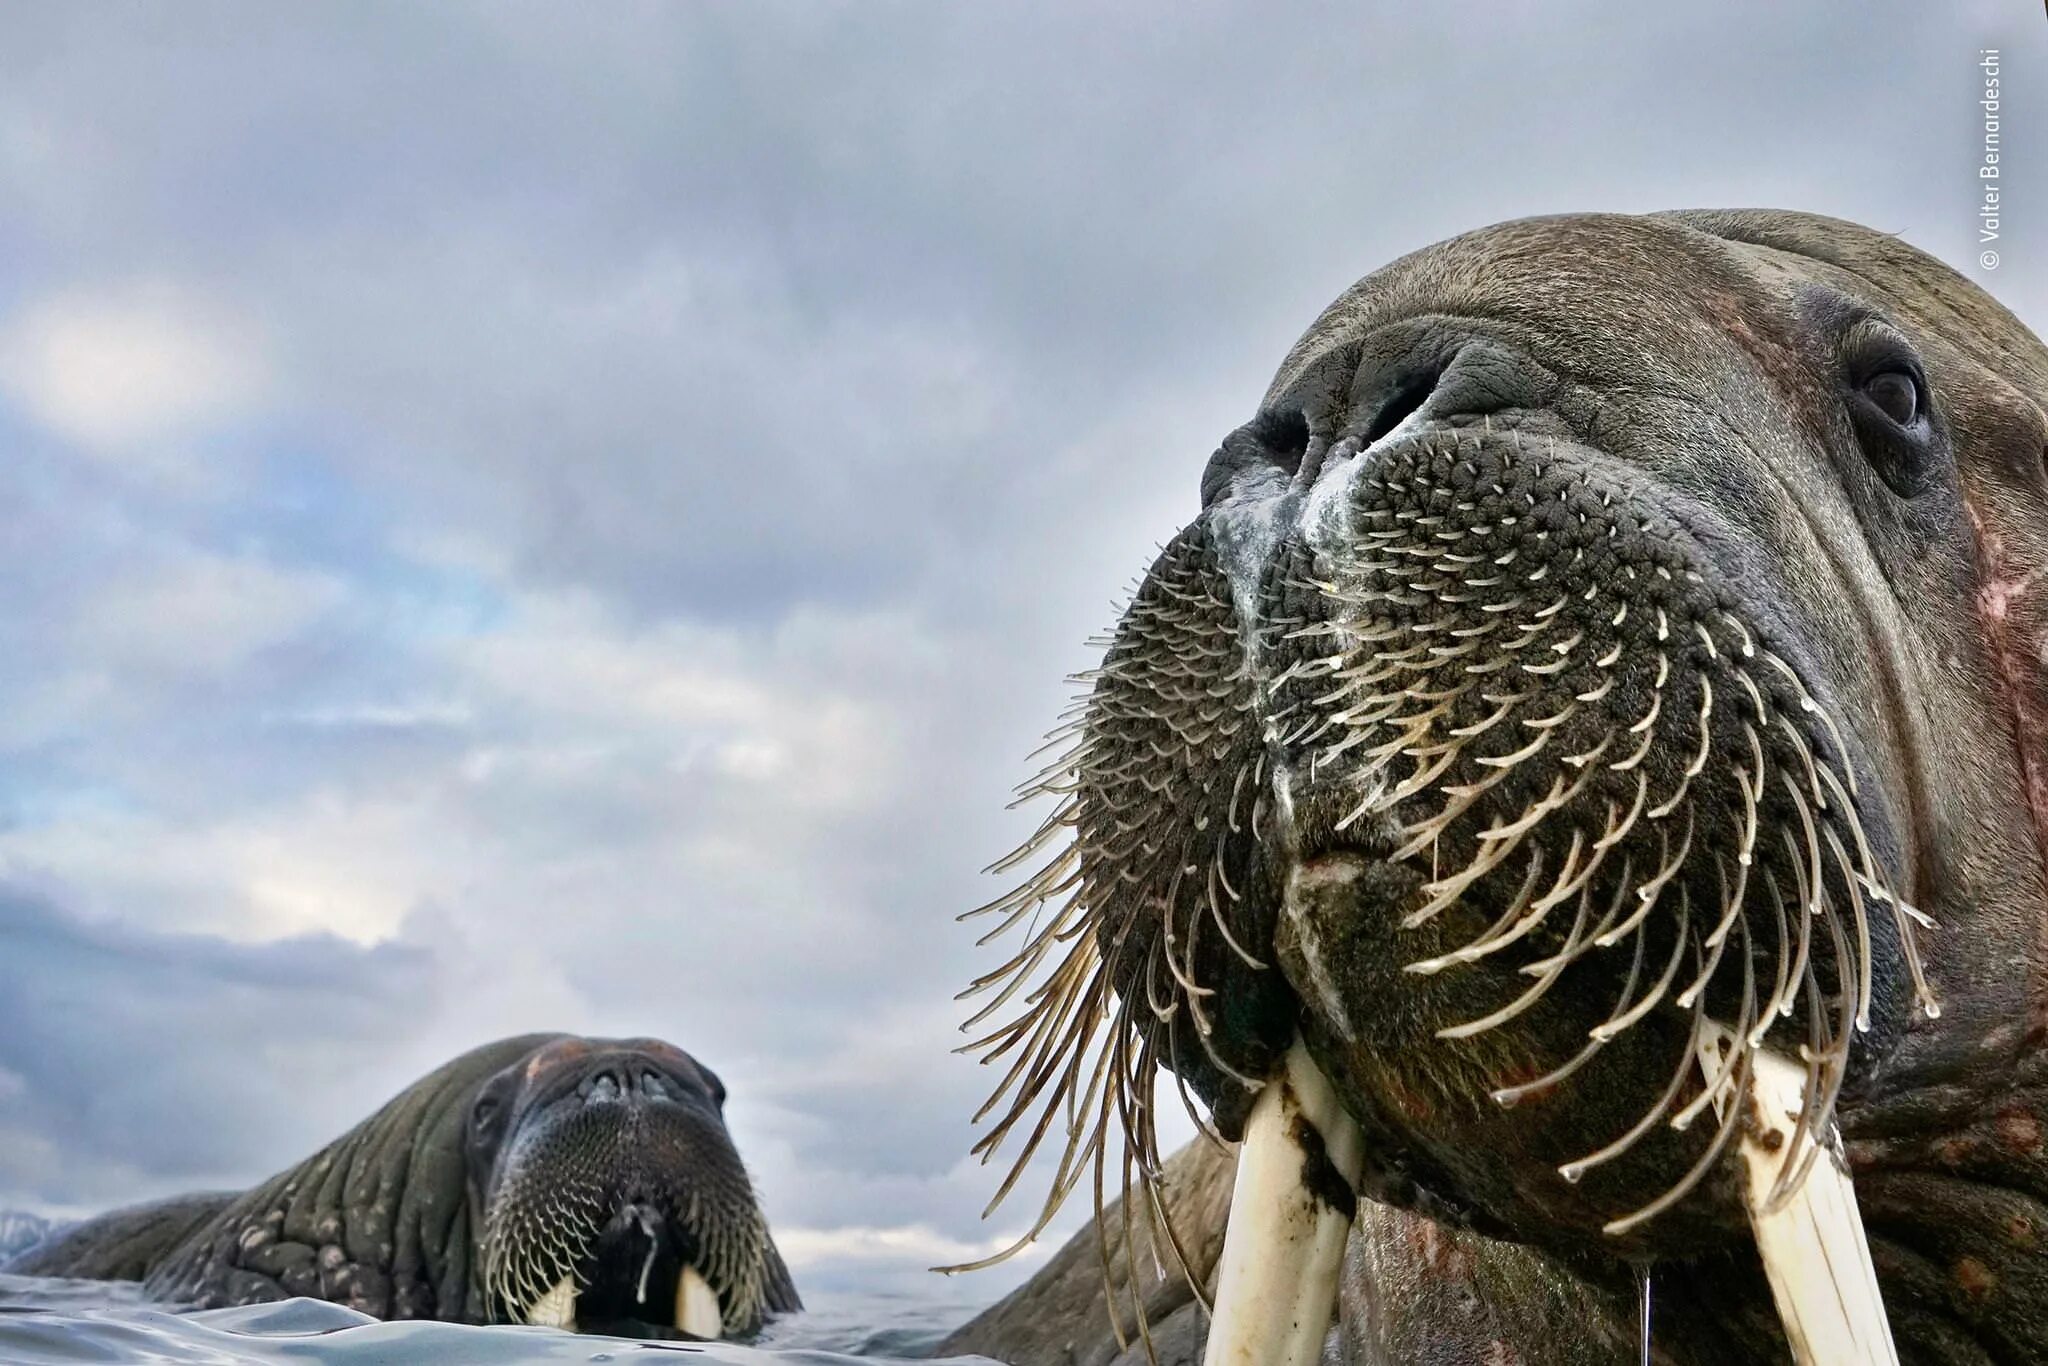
4,1192,235,1283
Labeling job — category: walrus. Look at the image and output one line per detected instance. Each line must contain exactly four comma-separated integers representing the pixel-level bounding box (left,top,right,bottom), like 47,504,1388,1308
956,210,2048,1363
5,1033,800,1339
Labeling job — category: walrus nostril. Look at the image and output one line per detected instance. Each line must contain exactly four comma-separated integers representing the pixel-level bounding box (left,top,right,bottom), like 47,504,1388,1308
1245,407,1310,471
1201,408,1311,506
1358,368,1440,446
586,1069,624,1102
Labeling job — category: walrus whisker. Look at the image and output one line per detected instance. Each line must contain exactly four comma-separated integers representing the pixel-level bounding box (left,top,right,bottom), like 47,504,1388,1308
1496,889,1647,1106
1779,903,1860,1211
1118,1035,1171,1365
1090,1035,1131,1356
1168,1016,1231,1154
1452,825,1602,966
1757,864,1793,1020
1559,957,1714,1184
1592,813,1692,949
984,975,1112,1161
1523,854,1636,974
1589,888,1692,1043
1404,810,1542,924
1823,823,1878,1033
1816,759,1941,1018
1777,770,1870,1033
1439,868,1603,1040
1605,1034,1753,1236
1703,829,1754,949
1779,837,1819,1010
1674,913,1762,1135
967,993,1093,1160
961,944,1085,1089
1678,855,1745,1009
1406,844,1548,977
1593,769,1650,854
1766,989,1834,1213
1144,1149,1214,1314
1203,858,1265,970
960,906,1075,1013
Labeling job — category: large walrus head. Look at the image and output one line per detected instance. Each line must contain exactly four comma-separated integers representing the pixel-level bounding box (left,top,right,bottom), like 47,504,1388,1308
468,1035,797,1339
961,210,2048,1361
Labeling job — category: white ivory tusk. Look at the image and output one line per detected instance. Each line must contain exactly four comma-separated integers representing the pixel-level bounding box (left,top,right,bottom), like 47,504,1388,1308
675,1263,723,1339
1203,1039,1366,1366
523,1273,577,1330
1696,1023,1898,1365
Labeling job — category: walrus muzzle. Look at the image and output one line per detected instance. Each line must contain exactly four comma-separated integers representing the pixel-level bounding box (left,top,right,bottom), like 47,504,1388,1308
470,1040,774,1339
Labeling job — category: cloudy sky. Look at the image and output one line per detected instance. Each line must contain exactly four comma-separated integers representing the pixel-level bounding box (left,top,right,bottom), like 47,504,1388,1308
0,1,2041,1310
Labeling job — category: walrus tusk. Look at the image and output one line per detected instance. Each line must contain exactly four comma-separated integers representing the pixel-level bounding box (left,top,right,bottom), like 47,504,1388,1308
1697,1023,1898,1365
1203,1039,1365,1366
524,1274,577,1329
675,1264,723,1339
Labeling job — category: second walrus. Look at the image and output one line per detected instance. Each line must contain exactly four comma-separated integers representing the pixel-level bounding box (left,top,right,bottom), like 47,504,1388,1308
9,1033,800,1340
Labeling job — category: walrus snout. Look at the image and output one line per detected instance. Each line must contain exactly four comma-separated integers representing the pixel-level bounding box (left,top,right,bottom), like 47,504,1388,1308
1209,421,1927,1247
967,397,1934,1261
575,1057,718,1111
468,1038,779,1339
1206,325,1560,508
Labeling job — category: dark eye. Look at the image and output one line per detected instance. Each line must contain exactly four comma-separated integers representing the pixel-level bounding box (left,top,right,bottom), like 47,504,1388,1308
468,1089,509,1146
1862,370,1920,427
1843,326,1938,498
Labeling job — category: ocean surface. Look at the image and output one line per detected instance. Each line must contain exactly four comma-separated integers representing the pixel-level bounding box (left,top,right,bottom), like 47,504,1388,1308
0,1274,1002,1365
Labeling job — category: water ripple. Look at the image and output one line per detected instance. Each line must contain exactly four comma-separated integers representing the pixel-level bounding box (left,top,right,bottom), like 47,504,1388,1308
0,1276,997,1365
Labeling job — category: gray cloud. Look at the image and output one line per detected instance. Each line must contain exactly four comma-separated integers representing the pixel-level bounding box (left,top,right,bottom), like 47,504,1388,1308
0,885,435,1204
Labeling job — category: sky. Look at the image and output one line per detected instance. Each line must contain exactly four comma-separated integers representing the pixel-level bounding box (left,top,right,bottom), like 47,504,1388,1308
0,0,2042,1310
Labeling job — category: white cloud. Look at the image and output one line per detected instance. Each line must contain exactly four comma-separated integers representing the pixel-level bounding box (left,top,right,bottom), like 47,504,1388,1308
0,283,268,472
0,793,450,945
447,588,915,814
70,550,347,680
266,700,476,732
774,1222,1051,1273
0,586,929,952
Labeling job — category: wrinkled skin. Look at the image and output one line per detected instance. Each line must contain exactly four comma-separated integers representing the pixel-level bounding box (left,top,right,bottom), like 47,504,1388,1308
940,1139,1235,1366
7,1033,799,1338
972,211,2048,1363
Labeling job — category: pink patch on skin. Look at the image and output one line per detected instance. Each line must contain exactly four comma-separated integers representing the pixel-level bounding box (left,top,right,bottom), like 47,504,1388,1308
1963,495,2048,916
524,1038,590,1082
1978,565,2047,623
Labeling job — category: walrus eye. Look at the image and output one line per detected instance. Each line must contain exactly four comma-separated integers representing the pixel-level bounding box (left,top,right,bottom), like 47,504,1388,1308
1844,330,1936,497
1862,369,1921,427
471,1094,503,1136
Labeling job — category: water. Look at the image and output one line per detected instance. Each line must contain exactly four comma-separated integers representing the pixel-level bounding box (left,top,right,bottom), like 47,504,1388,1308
0,1275,1000,1365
